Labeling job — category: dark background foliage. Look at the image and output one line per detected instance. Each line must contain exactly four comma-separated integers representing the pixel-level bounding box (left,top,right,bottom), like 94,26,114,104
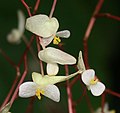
0,0,120,113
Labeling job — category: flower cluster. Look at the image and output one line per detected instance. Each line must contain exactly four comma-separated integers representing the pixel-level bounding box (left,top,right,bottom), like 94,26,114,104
18,14,106,102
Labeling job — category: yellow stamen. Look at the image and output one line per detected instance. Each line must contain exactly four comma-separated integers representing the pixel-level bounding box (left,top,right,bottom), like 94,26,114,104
90,78,98,85
35,89,44,100
110,110,116,113
53,36,61,45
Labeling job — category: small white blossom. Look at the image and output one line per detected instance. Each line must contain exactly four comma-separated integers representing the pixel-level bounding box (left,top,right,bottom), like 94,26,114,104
38,47,76,75
81,69,105,96
7,10,25,44
19,70,81,102
94,103,116,113
25,14,70,46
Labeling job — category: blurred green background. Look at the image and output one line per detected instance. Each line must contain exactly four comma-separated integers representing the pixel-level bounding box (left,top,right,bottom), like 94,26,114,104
0,0,120,113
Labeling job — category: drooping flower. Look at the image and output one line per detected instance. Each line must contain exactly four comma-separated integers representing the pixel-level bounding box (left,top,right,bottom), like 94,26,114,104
25,14,70,46
81,69,105,96
19,70,82,102
38,47,76,75
7,10,25,44
94,103,116,113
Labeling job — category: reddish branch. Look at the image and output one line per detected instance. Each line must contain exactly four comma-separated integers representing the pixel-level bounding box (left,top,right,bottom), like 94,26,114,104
21,0,32,16
33,0,40,15
65,65,74,113
10,55,28,106
0,67,20,109
106,89,120,98
0,48,16,68
49,0,57,18
96,13,120,21
83,0,104,69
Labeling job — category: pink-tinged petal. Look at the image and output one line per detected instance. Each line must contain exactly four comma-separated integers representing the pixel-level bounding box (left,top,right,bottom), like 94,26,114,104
41,36,54,46
38,47,76,65
56,30,70,38
19,82,37,98
43,85,60,102
47,63,59,76
90,82,105,96
25,14,59,37
81,69,95,86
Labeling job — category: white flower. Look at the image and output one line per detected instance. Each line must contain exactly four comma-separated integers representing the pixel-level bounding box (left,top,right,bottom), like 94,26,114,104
94,103,116,113
25,14,70,46
19,70,81,102
81,69,105,96
7,10,25,44
38,47,76,75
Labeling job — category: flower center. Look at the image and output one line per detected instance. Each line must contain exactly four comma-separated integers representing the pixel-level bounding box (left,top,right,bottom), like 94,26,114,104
90,78,98,85
35,89,44,100
53,36,61,45
110,110,116,113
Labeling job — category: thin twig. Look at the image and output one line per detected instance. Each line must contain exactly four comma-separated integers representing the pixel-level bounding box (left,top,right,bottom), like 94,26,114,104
49,0,57,18
65,65,74,113
0,48,16,68
83,0,104,69
10,55,28,106
33,0,40,15
96,13,120,21
36,37,44,76
0,67,20,109
21,0,32,16
105,89,120,98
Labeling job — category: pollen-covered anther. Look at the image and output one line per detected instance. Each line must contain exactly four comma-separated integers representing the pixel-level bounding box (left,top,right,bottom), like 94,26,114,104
53,36,61,45
35,89,44,100
90,78,98,85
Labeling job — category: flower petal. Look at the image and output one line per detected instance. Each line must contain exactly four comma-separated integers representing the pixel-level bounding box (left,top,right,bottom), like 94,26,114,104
47,63,59,76
18,10,25,34
56,30,70,38
43,84,60,102
38,47,76,65
90,81,105,96
26,14,59,37
81,69,95,86
19,82,37,98
41,36,54,46
32,72,43,84
77,51,86,72
7,29,21,44
38,70,81,86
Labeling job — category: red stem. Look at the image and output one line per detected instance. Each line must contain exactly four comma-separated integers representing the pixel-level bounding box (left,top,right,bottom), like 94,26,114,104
83,0,104,69
25,97,35,113
49,0,57,18
65,65,74,113
96,13,120,21
0,48,16,68
36,37,44,75
101,93,105,113
0,67,20,109
33,0,40,15
10,55,28,106
18,35,34,67
21,0,32,16
105,89,120,98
